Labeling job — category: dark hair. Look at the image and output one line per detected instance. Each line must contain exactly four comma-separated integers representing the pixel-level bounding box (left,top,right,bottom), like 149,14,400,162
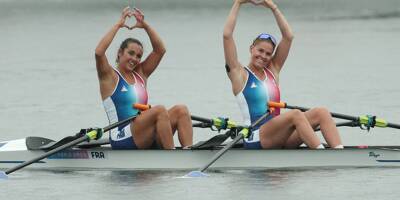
116,38,143,63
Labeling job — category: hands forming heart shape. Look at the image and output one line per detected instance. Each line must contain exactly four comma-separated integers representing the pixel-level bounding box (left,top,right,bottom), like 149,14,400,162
119,7,145,30
244,0,276,9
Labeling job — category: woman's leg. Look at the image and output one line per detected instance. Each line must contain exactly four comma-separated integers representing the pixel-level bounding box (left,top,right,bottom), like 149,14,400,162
259,109,322,149
312,107,342,148
168,105,193,148
284,107,343,148
131,105,175,149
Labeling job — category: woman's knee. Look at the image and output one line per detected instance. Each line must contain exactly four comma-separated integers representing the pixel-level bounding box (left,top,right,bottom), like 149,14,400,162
170,104,190,117
288,109,306,123
260,138,283,149
152,105,168,114
152,105,169,120
309,107,332,121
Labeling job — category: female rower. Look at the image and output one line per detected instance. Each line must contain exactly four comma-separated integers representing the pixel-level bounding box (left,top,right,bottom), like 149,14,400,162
223,0,343,149
95,7,193,149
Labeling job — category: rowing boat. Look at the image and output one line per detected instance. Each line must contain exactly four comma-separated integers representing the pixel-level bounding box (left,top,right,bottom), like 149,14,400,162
1,103,399,179
1,137,400,170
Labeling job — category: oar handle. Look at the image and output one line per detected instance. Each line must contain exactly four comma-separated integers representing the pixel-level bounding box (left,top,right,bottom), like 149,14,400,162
268,101,286,109
134,103,212,123
133,103,151,111
268,101,359,121
268,101,400,130
134,103,240,131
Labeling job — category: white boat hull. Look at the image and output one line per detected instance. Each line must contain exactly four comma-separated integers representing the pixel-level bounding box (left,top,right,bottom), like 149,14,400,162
1,138,400,170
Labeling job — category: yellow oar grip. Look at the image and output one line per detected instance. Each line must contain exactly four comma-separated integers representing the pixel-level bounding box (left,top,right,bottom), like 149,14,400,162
213,118,223,127
241,128,250,138
375,118,388,128
268,101,286,109
212,118,238,129
227,121,237,129
87,130,99,140
359,115,388,128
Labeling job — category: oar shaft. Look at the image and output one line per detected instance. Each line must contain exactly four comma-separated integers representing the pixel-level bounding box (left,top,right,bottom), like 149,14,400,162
5,135,89,175
285,105,358,121
4,115,137,176
134,104,214,126
103,115,136,132
270,101,400,130
197,111,271,173
191,115,213,124
199,134,244,172
388,123,400,129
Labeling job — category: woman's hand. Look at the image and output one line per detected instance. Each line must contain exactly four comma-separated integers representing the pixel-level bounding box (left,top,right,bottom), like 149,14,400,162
249,0,263,5
261,0,278,10
116,7,133,29
129,8,146,29
236,0,251,5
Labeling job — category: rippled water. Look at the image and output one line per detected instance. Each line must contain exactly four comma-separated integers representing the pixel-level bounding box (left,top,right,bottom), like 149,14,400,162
3,168,400,199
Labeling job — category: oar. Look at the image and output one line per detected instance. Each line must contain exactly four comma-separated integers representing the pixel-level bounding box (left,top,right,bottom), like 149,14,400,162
134,103,238,131
134,103,243,149
191,115,238,131
0,115,136,179
314,121,359,132
185,110,272,177
268,101,400,130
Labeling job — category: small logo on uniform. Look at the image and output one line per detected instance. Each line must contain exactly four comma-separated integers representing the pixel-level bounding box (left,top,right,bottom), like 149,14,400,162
117,129,125,139
250,82,257,88
121,86,128,92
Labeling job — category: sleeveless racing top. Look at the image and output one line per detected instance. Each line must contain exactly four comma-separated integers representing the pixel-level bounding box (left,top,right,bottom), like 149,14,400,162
235,66,280,130
103,68,148,130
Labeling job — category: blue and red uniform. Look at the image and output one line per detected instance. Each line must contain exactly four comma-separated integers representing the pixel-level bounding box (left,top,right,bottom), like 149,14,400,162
235,66,280,149
103,68,148,149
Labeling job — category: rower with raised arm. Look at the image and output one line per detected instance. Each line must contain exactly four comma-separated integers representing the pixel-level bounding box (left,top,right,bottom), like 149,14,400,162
223,0,343,149
95,7,193,149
